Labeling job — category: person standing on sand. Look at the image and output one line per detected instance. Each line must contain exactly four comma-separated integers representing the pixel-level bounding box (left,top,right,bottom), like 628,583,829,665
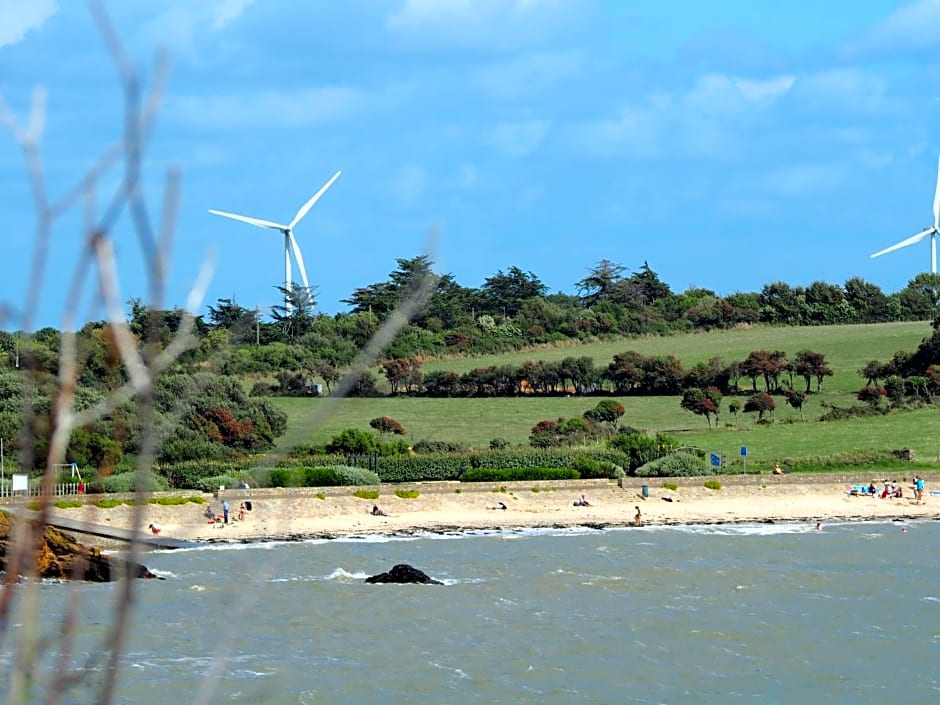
222,500,230,524
634,506,642,526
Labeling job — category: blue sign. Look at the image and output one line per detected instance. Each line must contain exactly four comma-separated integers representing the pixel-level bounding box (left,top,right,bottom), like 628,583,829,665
710,453,721,467
740,446,747,457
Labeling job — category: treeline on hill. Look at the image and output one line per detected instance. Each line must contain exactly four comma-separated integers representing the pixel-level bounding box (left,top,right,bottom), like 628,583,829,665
1,258,939,488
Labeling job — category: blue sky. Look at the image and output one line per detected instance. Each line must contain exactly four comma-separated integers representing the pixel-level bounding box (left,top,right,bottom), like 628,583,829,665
2,0,940,329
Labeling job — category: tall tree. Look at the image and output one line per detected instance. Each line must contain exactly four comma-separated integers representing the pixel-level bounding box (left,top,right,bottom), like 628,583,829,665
270,284,318,342
481,266,548,317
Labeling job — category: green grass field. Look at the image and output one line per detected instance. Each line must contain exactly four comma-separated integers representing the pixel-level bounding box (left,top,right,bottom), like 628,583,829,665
269,321,940,467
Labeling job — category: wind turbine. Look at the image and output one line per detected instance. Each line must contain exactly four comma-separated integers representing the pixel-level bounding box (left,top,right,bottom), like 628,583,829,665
870,153,939,274
209,170,342,311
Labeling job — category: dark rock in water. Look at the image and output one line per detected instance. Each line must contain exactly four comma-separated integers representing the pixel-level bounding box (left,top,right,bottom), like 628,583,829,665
0,511,158,582
365,563,442,585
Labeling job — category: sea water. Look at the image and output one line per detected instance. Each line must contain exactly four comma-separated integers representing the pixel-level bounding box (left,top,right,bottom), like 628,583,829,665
3,520,938,704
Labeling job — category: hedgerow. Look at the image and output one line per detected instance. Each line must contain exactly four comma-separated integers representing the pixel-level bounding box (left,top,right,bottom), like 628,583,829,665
460,467,579,482
635,452,710,477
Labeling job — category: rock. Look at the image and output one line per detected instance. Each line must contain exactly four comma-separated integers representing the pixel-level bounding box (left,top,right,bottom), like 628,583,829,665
365,563,442,585
0,511,157,582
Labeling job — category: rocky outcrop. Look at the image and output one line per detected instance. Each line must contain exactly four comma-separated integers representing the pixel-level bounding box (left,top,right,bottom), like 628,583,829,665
0,511,157,582
365,563,442,585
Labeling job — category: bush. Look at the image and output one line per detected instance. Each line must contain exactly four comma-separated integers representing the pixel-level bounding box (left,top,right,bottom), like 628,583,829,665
95,472,171,494
460,467,579,482
353,489,380,500
394,489,419,499
489,438,509,450
662,482,678,491
635,452,709,478
412,439,471,454
333,465,381,486
571,456,623,479
269,468,292,488
704,480,722,490
249,380,279,397
93,499,124,509
303,466,342,487
55,499,83,509
192,474,242,493
149,496,204,506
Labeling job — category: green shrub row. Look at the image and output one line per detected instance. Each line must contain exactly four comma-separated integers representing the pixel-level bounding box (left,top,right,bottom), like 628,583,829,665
635,452,711,478
460,467,579,482
375,448,631,483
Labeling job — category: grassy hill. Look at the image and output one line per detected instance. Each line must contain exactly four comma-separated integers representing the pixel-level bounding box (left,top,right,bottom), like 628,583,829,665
269,321,939,469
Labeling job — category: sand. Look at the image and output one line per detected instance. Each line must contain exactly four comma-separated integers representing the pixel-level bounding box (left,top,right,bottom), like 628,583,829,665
43,474,940,546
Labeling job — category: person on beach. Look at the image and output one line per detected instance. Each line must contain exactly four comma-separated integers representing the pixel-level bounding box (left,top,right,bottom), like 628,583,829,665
914,475,925,503
371,505,388,516
574,494,591,507
222,500,230,524
634,506,642,526
487,502,508,510
204,505,215,520
238,502,246,521
148,523,162,536
815,522,822,531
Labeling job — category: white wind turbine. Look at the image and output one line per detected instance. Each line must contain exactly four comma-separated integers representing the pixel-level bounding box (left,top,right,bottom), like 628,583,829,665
209,170,342,311
870,153,939,274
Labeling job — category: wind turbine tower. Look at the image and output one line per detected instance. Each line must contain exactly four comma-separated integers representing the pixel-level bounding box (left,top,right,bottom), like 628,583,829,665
209,170,342,311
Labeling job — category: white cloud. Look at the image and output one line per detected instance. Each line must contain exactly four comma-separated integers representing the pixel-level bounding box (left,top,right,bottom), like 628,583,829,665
0,0,57,48
733,75,796,101
789,68,887,115
170,86,368,128
566,73,774,160
853,0,940,53
473,51,582,100
455,163,478,189
210,0,256,31
389,163,428,205
488,119,550,156
385,0,577,49
761,163,845,198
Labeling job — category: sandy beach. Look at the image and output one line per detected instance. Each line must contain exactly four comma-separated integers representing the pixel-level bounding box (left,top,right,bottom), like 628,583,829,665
40,473,940,546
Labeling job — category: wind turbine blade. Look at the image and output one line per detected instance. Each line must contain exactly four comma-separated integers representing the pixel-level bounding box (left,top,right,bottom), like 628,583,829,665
933,153,940,229
288,231,311,292
870,229,933,259
208,209,288,230
288,170,342,229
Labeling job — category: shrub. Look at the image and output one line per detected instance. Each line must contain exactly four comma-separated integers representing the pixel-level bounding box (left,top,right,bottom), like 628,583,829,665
249,380,279,397
411,439,471,454
704,480,722,490
571,455,622,479
489,438,509,450
54,500,84,509
460,467,579,482
316,492,326,500
325,428,378,455
662,482,678,491
93,499,124,509
394,489,419,499
332,465,381,486
95,472,170,494
303,467,342,487
269,468,292,488
636,452,709,478
353,489,380,500
193,475,242,493
149,496,204,506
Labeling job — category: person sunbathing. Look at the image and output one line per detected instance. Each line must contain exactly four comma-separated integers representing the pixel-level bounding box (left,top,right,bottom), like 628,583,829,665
573,495,591,507
371,505,388,516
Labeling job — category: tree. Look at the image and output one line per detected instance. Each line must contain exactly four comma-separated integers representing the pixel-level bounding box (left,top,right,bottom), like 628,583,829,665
325,428,379,454
370,416,407,436
583,400,625,432
208,297,258,344
481,266,548,317
743,392,776,422
270,283,318,342
680,387,722,428
784,389,807,421
857,385,886,409
793,350,832,393
576,259,627,307
728,399,741,424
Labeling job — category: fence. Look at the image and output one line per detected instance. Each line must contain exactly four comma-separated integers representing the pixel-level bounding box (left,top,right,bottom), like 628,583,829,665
0,482,85,499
